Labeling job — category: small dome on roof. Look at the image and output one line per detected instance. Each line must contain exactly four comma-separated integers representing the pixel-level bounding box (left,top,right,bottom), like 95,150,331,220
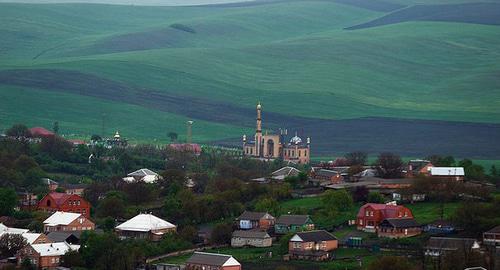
257,102,262,110
290,134,302,145
114,131,120,139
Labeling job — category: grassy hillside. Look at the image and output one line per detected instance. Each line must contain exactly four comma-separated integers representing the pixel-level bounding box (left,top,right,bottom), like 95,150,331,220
1,0,500,158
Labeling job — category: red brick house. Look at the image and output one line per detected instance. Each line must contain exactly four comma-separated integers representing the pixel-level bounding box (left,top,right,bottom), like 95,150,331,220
236,211,275,230
405,159,433,178
186,252,241,270
43,211,95,233
38,192,91,218
377,218,422,238
289,230,338,261
17,242,79,269
356,203,414,232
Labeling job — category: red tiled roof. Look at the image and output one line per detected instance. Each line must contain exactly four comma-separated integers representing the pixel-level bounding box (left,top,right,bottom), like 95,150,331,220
357,203,409,219
29,127,54,137
47,192,72,207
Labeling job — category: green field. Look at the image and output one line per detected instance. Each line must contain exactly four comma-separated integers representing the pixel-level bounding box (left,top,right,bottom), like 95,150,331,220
1,0,499,157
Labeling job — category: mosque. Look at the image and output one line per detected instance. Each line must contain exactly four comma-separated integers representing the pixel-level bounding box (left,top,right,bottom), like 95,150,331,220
242,102,311,164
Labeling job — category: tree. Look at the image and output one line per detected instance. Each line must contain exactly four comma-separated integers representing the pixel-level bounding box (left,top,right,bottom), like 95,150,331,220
352,186,369,202
0,233,27,258
179,225,198,243
40,136,72,160
91,134,102,142
367,192,385,203
96,196,126,219
254,196,281,216
167,132,178,142
53,121,59,135
345,151,367,166
0,188,17,216
459,159,486,181
322,189,353,212
368,256,417,270
210,223,233,245
20,258,36,270
6,124,30,138
427,155,456,167
279,233,294,255
375,152,403,178
61,250,84,268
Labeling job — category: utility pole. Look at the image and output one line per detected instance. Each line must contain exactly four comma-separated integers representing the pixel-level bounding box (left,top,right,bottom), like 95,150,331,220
186,120,193,144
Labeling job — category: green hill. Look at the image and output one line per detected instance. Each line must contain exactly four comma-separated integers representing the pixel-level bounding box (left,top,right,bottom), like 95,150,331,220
1,0,500,158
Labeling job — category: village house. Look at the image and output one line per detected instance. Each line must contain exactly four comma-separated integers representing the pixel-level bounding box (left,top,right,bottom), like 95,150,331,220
483,225,500,246
377,218,421,238
275,215,315,234
115,213,176,241
38,192,91,218
404,159,433,178
236,211,275,230
47,231,82,245
17,242,79,269
424,220,456,235
310,168,342,184
288,230,338,261
21,233,52,245
424,237,480,258
270,166,301,181
186,252,241,270
0,224,50,245
17,191,38,211
123,168,163,184
356,203,414,233
392,192,426,203
61,183,87,196
429,167,465,181
231,230,272,248
42,178,59,192
0,223,28,235
43,211,95,233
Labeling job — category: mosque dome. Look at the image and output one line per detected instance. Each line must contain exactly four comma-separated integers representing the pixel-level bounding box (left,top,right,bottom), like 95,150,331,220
257,102,262,110
290,135,302,145
114,131,121,139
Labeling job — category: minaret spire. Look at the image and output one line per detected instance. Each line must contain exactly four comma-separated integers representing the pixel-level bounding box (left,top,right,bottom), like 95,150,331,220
256,102,262,133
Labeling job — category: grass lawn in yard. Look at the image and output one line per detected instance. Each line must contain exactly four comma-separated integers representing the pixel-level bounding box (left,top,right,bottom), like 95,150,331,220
280,196,324,212
406,202,460,224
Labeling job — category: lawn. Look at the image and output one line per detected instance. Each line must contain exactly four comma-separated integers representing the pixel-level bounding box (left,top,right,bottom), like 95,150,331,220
406,202,460,224
280,196,323,212
1,1,500,158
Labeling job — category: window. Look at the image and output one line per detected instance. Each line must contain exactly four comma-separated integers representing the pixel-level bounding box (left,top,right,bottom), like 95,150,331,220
293,242,301,249
51,258,55,263
77,200,81,205
404,212,408,217
298,151,301,157
365,211,369,217
370,211,374,217
305,151,307,157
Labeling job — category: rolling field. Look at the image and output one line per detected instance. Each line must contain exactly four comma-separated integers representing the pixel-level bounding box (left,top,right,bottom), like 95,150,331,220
1,0,500,158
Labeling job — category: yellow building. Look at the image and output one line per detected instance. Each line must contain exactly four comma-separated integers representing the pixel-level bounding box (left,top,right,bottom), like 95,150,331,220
243,103,310,164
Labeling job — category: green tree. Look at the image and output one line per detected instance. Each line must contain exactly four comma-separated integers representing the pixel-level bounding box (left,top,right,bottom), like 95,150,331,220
210,223,232,245
345,151,367,166
6,124,30,138
367,192,385,203
167,132,178,142
96,196,126,219
375,152,403,178
279,233,294,255
61,250,84,268
0,188,17,216
0,233,27,257
322,189,353,212
254,196,281,216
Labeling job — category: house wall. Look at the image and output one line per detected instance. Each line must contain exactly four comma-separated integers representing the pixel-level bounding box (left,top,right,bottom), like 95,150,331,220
378,227,422,238
259,218,275,230
484,232,500,245
44,216,95,233
231,237,272,247
289,240,338,253
33,234,52,244
186,263,241,270
357,206,413,231
38,194,91,218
